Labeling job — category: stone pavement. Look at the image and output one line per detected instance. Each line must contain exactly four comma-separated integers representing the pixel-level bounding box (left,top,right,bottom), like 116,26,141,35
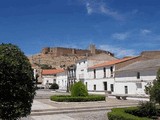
21,90,140,120
21,97,139,120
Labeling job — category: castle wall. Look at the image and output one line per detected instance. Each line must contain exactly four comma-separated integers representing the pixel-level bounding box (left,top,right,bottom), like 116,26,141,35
75,49,90,55
41,46,114,57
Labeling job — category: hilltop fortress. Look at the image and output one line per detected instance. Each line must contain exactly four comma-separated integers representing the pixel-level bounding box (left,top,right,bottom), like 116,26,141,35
41,44,114,57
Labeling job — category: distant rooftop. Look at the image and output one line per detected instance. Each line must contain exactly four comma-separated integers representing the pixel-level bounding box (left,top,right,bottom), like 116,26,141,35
89,57,137,69
117,58,160,72
42,69,64,75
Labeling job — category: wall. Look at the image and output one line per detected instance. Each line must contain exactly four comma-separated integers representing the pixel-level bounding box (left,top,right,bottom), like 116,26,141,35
84,78,114,92
57,72,67,90
84,65,115,92
114,68,157,95
76,60,88,80
87,65,115,80
42,75,56,85
42,47,114,57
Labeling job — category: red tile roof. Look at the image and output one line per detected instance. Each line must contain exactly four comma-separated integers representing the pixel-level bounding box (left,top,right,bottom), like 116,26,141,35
89,57,137,69
42,69,64,75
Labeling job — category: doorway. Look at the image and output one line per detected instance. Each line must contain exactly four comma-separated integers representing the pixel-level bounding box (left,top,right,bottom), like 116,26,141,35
124,86,128,94
103,82,107,90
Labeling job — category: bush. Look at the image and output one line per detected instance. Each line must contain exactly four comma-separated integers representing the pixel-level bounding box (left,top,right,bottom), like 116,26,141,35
71,81,88,97
49,83,59,90
137,101,157,117
108,107,150,120
145,69,160,105
50,95,105,102
0,44,35,119
125,102,158,119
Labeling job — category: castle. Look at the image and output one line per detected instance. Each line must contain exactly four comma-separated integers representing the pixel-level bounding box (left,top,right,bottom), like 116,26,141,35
41,44,114,57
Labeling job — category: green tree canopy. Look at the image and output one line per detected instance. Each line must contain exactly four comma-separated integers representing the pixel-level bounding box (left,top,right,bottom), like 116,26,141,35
0,43,35,119
145,68,160,104
71,81,88,97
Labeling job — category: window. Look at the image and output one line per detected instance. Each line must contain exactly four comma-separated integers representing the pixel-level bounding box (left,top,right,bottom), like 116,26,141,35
103,82,107,90
94,84,96,90
137,72,140,79
53,79,56,83
110,84,114,92
124,86,128,94
136,83,142,88
110,66,113,77
94,69,96,79
103,67,106,78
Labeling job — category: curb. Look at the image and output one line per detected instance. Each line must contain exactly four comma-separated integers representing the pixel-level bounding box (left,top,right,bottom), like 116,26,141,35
31,104,138,116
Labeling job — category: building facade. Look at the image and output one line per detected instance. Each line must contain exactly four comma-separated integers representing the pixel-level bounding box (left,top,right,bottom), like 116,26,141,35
76,53,118,84
114,59,160,96
41,69,67,89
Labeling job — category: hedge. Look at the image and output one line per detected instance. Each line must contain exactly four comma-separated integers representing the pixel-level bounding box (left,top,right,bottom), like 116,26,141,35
50,95,105,102
107,107,151,120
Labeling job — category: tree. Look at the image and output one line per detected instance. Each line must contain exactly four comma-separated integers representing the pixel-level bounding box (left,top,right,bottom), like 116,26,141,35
145,68,160,104
49,83,59,90
0,43,35,119
71,81,88,97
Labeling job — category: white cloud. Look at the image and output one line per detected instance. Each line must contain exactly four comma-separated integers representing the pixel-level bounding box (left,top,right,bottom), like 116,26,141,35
99,44,136,58
86,2,93,14
112,32,129,40
141,29,151,35
84,0,124,21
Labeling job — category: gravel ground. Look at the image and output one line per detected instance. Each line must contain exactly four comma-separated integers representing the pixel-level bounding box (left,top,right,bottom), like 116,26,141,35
21,110,109,120
66,110,110,120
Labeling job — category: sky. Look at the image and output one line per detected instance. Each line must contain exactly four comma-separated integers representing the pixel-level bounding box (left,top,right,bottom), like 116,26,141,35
0,0,160,58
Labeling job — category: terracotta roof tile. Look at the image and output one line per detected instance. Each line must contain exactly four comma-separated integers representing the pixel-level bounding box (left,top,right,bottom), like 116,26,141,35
42,69,64,75
89,57,137,69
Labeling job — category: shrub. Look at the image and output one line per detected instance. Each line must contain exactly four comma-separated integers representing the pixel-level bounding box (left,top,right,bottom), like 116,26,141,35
49,83,59,90
71,81,88,97
145,68,160,105
137,101,157,117
0,43,35,119
125,102,158,119
69,84,73,92
50,95,105,102
108,107,150,120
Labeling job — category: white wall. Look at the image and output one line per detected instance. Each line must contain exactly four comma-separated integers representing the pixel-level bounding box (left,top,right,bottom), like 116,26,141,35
76,60,88,80
85,65,115,92
85,78,115,92
88,65,115,79
42,75,56,85
57,72,67,90
115,70,156,82
114,69,157,95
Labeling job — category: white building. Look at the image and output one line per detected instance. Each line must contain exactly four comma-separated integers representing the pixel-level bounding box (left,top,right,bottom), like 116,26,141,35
114,59,160,97
41,69,67,89
76,53,117,83
86,57,135,94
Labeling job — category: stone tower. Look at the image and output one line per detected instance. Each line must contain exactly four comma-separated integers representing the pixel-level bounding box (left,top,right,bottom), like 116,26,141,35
89,44,96,54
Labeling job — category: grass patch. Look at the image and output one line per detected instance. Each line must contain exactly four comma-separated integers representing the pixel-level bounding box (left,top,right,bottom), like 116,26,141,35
107,107,151,120
50,95,105,102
